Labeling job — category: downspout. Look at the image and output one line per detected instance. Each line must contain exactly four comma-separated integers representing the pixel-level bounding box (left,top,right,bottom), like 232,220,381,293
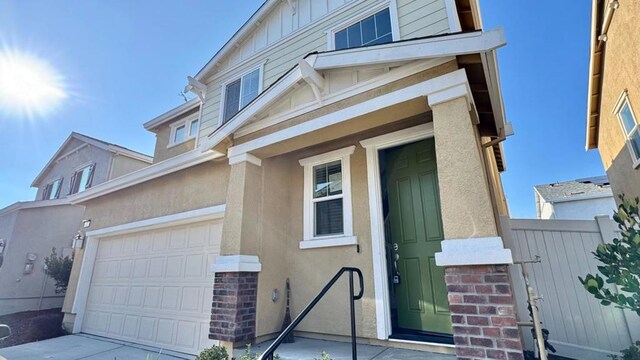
597,0,619,47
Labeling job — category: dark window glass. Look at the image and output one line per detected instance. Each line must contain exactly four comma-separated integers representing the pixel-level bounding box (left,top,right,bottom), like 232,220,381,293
347,22,362,48
620,103,636,135
315,199,344,236
631,131,640,159
223,79,241,123
313,160,342,198
375,8,392,38
361,16,376,44
335,29,348,50
335,8,392,50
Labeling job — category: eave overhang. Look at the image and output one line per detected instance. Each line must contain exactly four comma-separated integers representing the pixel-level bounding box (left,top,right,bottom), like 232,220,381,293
199,28,507,153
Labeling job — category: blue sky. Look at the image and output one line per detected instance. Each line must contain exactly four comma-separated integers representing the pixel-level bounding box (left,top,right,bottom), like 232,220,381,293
0,0,604,218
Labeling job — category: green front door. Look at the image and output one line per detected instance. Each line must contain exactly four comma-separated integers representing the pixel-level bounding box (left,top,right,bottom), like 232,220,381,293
385,138,452,334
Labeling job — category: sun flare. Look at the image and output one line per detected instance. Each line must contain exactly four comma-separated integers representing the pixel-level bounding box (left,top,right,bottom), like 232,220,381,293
0,50,67,119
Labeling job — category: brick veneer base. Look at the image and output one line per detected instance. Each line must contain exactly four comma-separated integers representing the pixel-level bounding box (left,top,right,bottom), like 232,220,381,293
210,272,258,343
445,265,524,360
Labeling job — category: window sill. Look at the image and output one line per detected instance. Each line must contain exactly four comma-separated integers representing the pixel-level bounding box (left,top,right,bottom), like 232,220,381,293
299,235,357,250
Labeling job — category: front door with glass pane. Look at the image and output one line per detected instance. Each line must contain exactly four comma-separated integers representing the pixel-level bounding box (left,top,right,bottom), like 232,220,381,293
384,138,452,335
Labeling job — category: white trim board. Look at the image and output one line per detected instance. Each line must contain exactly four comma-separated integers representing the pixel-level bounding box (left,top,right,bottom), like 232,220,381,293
227,69,472,158
234,58,452,138
69,149,223,204
71,205,226,334
360,122,435,340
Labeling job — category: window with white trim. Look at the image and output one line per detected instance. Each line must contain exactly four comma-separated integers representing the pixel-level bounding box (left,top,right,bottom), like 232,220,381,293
70,163,95,194
615,92,640,167
299,146,356,249
335,8,392,50
42,178,63,200
222,67,262,124
326,2,399,51
169,116,199,147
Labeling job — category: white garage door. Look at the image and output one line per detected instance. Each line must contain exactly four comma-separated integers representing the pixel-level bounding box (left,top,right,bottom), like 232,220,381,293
82,220,221,355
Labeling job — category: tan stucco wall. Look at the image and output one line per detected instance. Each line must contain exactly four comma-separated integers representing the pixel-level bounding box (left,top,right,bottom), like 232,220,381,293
0,205,84,315
596,0,640,202
432,97,498,239
152,107,199,163
108,155,150,180
62,160,229,316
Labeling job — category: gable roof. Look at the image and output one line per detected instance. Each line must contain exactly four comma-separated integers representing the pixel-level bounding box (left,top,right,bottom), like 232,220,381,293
192,0,483,82
143,98,201,131
199,28,507,152
534,175,613,203
31,132,153,187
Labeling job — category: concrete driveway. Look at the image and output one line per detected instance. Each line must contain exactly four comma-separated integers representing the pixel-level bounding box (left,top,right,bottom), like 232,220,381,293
0,335,192,360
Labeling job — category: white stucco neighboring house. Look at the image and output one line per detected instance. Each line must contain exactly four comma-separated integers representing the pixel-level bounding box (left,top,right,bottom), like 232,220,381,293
534,175,617,220
0,132,151,315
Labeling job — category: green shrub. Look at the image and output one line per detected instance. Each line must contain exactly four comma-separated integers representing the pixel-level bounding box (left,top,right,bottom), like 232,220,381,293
43,247,73,293
579,196,640,316
237,344,280,360
314,352,332,360
196,345,229,360
609,341,640,360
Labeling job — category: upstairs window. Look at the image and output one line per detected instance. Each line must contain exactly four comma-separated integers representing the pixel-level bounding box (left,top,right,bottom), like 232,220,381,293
334,8,393,50
169,116,199,147
222,67,262,124
42,178,63,200
70,164,95,194
614,91,640,168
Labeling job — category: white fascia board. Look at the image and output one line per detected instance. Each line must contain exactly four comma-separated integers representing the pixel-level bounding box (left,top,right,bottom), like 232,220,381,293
0,198,72,217
86,205,225,238
143,98,201,131
480,49,507,136
199,67,303,152
312,28,506,70
69,149,224,204
227,69,471,158
107,146,153,164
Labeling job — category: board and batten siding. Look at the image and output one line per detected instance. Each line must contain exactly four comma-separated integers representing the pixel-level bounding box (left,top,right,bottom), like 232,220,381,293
198,0,452,145
501,216,639,360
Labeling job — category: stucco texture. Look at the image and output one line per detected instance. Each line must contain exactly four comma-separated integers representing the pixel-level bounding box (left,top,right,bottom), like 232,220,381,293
0,205,85,315
596,0,640,202
152,107,199,163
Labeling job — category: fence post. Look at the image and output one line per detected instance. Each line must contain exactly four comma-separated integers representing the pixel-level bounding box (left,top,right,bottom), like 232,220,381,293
594,215,640,341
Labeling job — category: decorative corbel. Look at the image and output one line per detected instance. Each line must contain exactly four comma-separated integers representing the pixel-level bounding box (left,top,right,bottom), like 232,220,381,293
184,76,207,102
286,0,296,15
298,59,324,105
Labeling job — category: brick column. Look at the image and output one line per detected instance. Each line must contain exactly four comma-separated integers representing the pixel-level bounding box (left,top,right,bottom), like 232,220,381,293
445,265,523,360
210,272,258,344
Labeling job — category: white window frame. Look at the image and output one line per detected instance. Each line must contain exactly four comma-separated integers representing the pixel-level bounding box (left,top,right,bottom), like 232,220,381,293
217,63,265,127
168,114,200,148
298,146,356,249
325,0,400,51
613,90,640,168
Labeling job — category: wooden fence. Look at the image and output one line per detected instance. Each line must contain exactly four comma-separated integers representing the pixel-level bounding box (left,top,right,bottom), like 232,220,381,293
501,216,639,360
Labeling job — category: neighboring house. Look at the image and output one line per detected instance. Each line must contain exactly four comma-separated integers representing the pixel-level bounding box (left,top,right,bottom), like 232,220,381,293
62,1,521,359
534,175,616,220
586,0,640,202
0,132,152,316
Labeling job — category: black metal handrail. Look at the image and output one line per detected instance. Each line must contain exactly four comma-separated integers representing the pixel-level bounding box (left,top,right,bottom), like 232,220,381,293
259,267,364,360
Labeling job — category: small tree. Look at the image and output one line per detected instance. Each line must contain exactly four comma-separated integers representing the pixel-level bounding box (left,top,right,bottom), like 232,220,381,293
579,196,640,316
44,247,73,294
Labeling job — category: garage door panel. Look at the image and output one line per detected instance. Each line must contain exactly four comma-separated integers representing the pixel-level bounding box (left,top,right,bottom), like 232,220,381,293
83,220,220,355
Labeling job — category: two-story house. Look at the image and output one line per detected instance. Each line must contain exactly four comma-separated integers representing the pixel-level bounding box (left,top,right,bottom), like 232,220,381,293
534,176,616,220
0,132,151,315
586,0,640,202
62,1,522,359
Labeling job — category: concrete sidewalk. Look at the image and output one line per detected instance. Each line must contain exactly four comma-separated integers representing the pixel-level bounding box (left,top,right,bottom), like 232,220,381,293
0,335,191,360
0,334,455,360
236,337,456,360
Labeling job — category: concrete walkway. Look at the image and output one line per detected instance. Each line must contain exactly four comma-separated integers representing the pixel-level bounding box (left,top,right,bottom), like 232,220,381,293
0,335,191,360
0,334,455,360
237,337,456,360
